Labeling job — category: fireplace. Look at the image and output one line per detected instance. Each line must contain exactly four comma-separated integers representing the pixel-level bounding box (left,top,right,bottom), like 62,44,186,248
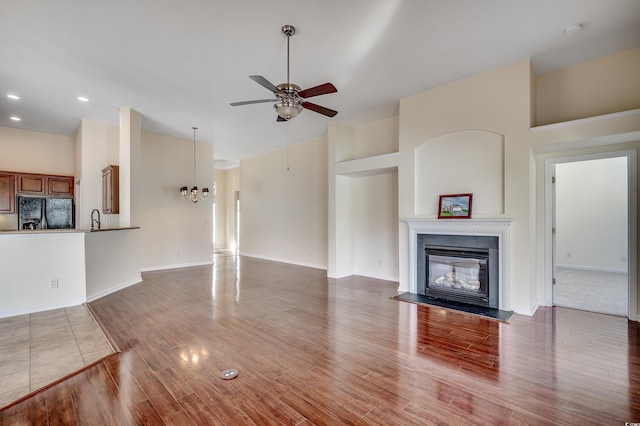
404,219,512,311
417,233,500,309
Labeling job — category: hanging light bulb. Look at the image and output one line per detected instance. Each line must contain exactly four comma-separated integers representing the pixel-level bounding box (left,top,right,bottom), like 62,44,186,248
180,127,209,203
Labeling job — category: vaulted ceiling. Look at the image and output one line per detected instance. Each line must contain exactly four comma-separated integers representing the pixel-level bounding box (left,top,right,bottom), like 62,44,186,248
1,0,639,164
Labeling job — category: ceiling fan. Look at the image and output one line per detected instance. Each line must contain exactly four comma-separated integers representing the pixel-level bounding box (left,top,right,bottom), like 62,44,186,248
230,25,338,122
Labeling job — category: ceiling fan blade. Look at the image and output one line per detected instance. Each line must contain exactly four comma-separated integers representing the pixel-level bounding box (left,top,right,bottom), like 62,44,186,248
249,75,279,93
298,83,337,99
302,102,338,117
230,98,278,106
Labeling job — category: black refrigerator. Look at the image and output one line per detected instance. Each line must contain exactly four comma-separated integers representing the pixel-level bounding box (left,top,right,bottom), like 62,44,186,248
18,196,74,230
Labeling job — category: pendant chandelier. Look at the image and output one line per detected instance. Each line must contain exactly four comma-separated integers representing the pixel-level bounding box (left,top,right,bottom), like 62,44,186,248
180,127,209,203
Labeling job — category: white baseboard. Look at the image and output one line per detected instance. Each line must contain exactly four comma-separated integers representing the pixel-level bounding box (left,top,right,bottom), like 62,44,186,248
556,264,628,274
352,270,399,283
141,260,213,272
86,277,142,303
239,252,327,271
0,297,86,319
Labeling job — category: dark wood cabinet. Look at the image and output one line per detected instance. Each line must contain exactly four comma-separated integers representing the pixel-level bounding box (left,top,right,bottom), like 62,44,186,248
0,173,16,213
102,165,119,214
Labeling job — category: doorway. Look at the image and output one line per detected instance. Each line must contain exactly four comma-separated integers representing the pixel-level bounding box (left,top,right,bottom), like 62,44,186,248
234,190,240,254
548,153,632,317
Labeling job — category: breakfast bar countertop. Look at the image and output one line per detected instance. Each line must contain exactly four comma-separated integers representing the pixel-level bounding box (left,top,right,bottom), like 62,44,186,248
0,227,140,235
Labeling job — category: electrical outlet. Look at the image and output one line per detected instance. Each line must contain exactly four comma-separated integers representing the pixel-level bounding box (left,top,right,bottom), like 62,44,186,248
50,279,59,289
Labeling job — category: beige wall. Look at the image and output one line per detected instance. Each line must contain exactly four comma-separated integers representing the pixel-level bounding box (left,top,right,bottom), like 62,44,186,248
327,117,400,280
537,47,640,126
0,123,214,271
0,126,74,230
240,137,328,268
352,116,399,159
75,120,120,230
351,171,399,281
140,131,213,270
399,59,535,314
213,167,240,250
0,126,74,175
213,169,227,249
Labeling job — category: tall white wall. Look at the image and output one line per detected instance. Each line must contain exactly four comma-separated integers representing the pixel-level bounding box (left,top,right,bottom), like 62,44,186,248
240,137,328,268
76,120,120,230
328,117,399,280
214,167,240,250
556,157,628,272
399,59,536,314
140,131,213,270
351,172,399,281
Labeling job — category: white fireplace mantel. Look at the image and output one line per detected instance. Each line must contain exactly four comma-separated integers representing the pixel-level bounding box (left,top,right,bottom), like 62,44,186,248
403,218,513,311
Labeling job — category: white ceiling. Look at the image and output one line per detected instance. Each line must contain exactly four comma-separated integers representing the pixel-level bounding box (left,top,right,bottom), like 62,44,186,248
1,0,639,163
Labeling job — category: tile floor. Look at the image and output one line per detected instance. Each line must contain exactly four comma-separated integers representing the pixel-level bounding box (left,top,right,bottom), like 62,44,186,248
0,305,115,409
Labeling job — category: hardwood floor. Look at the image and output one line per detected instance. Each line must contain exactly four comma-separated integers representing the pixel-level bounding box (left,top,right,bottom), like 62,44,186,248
1,255,639,424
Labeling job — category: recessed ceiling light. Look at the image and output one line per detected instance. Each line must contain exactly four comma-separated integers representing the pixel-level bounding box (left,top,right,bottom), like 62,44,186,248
10,116,21,121
564,24,583,36
7,94,20,100
77,96,89,102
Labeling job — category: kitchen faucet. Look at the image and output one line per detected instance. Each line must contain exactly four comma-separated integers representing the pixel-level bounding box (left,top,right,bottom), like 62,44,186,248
91,209,101,230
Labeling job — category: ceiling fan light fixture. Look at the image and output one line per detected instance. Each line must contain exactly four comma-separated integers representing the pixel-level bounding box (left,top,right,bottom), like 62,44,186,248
230,24,338,121
275,100,303,120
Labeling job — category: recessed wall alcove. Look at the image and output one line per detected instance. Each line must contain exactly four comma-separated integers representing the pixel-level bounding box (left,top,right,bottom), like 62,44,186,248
414,130,505,216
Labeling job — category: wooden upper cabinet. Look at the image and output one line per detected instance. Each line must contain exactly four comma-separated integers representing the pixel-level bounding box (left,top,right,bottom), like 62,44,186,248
102,165,119,214
16,173,74,197
0,172,74,214
17,174,46,195
47,176,74,197
0,173,16,213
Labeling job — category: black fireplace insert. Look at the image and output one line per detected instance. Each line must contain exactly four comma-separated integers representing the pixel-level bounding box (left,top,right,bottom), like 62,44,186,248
417,234,499,309
425,246,489,306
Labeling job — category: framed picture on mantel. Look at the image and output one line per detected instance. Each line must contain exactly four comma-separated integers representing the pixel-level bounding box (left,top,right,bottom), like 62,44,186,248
438,193,473,219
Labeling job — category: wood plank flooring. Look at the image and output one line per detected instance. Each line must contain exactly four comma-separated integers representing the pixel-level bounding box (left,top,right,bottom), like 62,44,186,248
1,255,639,424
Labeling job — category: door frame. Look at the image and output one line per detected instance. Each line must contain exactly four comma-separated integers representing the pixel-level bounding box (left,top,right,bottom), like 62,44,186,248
544,149,637,319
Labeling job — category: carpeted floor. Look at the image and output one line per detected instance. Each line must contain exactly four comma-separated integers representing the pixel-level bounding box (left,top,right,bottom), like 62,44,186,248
554,267,628,317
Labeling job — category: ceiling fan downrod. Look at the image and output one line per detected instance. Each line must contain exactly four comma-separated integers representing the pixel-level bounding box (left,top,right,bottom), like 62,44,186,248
282,25,295,86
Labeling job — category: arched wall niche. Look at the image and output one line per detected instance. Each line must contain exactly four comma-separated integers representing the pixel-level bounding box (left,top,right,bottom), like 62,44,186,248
414,129,505,216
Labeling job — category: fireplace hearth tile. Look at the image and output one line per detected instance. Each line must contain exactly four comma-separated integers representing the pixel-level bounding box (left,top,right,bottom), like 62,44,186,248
393,292,513,322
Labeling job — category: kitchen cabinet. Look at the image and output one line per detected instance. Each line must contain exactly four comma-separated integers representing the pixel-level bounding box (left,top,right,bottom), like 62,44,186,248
47,176,74,197
16,173,74,197
102,165,119,214
0,173,16,213
17,174,46,195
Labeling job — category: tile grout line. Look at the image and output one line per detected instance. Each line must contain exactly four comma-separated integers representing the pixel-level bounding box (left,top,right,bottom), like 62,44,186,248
65,308,87,366
28,313,33,393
